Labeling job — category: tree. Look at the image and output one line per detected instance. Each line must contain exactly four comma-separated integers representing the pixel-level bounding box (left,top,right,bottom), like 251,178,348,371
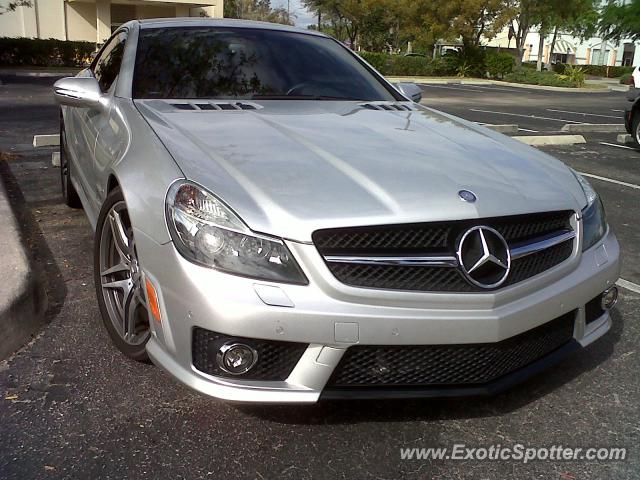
224,0,294,25
419,0,516,48
506,0,538,67
600,0,640,42
545,0,598,68
0,1,32,14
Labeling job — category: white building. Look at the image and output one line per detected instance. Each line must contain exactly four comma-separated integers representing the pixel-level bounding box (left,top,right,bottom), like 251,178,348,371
0,0,224,44
487,28,639,67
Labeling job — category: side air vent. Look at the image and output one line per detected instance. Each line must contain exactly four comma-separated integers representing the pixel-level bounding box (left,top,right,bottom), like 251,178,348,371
172,103,197,110
360,103,415,111
170,102,262,111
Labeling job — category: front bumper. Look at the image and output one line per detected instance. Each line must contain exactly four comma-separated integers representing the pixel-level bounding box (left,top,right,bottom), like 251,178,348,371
137,228,620,403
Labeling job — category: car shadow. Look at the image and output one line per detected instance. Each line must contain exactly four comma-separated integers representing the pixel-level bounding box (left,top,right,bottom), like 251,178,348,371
236,308,624,425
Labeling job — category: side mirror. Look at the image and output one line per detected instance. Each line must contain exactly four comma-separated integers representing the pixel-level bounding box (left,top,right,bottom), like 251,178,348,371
53,76,104,109
395,82,423,103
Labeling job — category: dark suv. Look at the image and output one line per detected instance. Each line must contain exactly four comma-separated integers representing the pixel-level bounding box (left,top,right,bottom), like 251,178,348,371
625,90,640,146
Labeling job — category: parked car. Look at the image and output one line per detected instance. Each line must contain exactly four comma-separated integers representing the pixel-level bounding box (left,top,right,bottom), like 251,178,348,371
53,19,620,403
625,89,640,146
632,65,640,88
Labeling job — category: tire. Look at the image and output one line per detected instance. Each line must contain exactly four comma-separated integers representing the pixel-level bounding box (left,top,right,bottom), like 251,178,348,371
633,110,640,148
94,187,150,362
60,114,83,208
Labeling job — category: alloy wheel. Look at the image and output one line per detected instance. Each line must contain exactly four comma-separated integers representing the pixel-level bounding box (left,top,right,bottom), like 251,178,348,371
98,201,150,346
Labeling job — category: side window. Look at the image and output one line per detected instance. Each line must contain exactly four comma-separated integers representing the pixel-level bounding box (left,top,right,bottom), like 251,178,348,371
93,32,127,93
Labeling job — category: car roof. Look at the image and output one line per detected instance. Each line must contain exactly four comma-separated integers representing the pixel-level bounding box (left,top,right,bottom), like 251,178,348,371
135,17,327,37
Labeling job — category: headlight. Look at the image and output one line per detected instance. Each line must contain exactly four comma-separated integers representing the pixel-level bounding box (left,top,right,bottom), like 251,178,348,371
582,197,607,252
166,181,307,284
573,171,607,252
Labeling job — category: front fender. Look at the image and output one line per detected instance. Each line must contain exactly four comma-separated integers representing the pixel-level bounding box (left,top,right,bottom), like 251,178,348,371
105,98,184,245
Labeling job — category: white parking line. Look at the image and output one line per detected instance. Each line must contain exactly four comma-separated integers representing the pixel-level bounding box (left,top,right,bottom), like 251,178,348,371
547,108,620,119
424,84,487,93
469,108,586,124
612,109,625,113
578,172,640,190
599,142,640,151
518,128,539,133
462,84,522,93
617,278,640,294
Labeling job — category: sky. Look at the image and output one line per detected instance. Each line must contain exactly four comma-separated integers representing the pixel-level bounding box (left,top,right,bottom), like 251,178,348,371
271,0,316,28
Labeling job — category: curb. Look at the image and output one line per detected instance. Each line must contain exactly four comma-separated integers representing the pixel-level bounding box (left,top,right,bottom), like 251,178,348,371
0,174,47,360
561,124,626,133
617,133,633,144
386,77,611,93
513,135,587,146
33,134,59,147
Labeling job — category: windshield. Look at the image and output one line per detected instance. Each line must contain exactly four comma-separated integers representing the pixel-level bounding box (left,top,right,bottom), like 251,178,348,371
133,27,400,101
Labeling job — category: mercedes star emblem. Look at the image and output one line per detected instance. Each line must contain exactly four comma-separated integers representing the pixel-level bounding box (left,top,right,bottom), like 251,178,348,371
458,190,477,203
457,226,511,289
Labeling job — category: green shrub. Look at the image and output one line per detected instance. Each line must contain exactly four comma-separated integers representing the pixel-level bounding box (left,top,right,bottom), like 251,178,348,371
552,63,633,78
504,68,578,87
359,51,458,77
558,64,586,87
620,73,634,85
0,37,95,67
486,52,515,79
445,47,486,78
359,48,491,78
359,51,388,72
551,63,567,74
429,56,456,76
387,55,431,76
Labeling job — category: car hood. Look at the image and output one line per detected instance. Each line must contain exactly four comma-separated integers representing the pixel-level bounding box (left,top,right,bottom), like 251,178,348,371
136,100,586,242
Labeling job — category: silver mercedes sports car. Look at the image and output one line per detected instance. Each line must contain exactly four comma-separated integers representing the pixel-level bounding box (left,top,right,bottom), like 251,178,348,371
54,18,620,403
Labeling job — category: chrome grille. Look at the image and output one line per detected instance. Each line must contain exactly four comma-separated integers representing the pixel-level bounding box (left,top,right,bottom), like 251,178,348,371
313,211,575,292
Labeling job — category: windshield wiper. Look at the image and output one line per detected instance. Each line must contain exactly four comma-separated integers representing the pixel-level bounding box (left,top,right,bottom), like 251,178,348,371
251,94,365,101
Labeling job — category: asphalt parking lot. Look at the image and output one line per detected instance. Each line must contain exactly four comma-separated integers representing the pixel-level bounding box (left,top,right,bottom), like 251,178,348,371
422,83,635,133
0,78,639,479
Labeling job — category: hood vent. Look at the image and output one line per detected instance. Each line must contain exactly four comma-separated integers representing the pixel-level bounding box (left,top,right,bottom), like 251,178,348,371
169,101,262,111
360,103,415,111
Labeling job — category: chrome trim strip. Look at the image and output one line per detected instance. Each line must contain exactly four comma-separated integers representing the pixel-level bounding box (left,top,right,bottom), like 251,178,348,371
324,255,459,268
324,230,575,267
510,230,576,260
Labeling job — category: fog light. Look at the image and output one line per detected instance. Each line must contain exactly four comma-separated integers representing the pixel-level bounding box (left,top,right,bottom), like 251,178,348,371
601,287,619,310
216,343,258,375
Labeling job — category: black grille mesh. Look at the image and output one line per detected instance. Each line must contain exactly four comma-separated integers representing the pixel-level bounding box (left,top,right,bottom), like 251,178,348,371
314,226,450,254
329,263,474,292
313,211,572,255
192,328,307,381
585,295,605,324
494,212,573,242
314,211,574,292
327,239,574,293
327,311,576,388
507,239,574,285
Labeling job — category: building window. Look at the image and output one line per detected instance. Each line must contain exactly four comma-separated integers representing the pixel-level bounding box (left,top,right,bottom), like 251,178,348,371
551,53,568,64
